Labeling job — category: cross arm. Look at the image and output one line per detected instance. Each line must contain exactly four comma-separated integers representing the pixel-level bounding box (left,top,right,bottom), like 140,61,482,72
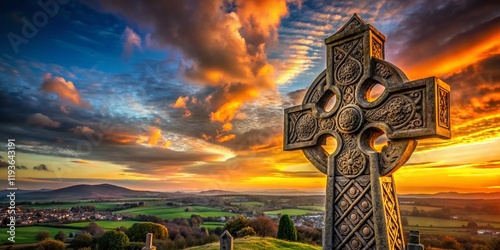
365,76,451,140
284,103,335,151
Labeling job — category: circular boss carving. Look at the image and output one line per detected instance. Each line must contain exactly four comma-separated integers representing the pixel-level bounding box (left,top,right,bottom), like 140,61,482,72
295,113,317,141
337,105,363,133
337,58,361,85
337,149,366,177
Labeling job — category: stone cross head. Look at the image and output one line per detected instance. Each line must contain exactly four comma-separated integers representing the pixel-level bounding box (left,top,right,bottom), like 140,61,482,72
283,14,451,250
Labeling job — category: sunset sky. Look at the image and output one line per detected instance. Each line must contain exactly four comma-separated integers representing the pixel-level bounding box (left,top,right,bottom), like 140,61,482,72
0,0,499,194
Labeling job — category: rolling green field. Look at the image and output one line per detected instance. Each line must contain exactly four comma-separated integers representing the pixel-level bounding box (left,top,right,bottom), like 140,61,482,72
466,214,500,223
406,216,500,228
201,222,226,229
1,226,76,244
264,208,321,216
66,220,141,229
115,206,236,219
298,205,324,211
231,201,265,207
1,220,143,244
405,226,477,237
187,236,321,250
400,205,441,212
23,202,120,211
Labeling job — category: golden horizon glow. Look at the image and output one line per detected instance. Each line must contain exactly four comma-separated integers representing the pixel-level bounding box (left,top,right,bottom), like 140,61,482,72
1,2,499,196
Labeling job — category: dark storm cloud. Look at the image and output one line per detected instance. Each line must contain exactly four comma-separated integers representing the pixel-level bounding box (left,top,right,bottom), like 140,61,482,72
443,55,500,119
386,0,500,76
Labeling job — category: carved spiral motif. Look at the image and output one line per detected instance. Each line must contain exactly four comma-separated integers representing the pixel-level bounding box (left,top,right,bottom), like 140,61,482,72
337,58,361,85
337,149,366,177
343,85,354,104
365,95,415,128
337,106,362,133
375,63,391,78
386,97,413,126
295,113,317,141
320,118,335,130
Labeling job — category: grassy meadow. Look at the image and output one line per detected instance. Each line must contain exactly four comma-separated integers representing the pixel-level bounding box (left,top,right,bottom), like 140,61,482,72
187,236,321,250
115,205,236,219
264,208,322,216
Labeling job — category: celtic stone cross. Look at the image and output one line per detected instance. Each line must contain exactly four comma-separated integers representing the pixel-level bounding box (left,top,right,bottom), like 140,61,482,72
284,14,451,249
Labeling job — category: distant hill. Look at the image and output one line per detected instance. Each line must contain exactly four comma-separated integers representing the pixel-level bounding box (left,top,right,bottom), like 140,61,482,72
198,190,240,195
198,189,324,196
400,192,500,200
0,184,167,201
187,236,321,250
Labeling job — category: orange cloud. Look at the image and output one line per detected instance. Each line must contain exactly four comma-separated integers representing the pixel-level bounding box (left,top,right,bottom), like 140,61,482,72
406,34,500,79
210,101,241,124
170,96,193,117
217,133,236,143
147,126,162,146
41,74,91,108
98,0,295,134
170,96,188,109
104,132,138,145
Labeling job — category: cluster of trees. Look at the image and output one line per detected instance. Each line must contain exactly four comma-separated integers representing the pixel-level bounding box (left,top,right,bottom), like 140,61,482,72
223,215,277,238
418,234,500,250
32,222,170,250
222,214,320,245
400,206,455,219
402,205,500,220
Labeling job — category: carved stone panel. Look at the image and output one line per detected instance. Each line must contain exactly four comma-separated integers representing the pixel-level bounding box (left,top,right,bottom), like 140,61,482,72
380,177,405,250
438,86,450,129
372,40,383,60
334,176,375,249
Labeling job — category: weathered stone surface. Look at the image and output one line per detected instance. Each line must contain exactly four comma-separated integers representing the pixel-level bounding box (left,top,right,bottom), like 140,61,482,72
283,14,451,250
220,230,233,250
407,230,425,250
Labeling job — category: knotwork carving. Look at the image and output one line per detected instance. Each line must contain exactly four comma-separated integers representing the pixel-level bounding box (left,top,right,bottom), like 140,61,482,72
365,95,415,129
352,41,363,60
403,90,424,129
337,58,361,85
295,113,317,141
283,14,451,250
375,62,391,78
334,48,344,63
380,141,403,168
381,178,404,250
342,133,356,150
320,117,336,130
335,39,363,86
438,87,450,128
342,85,355,104
311,89,322,103
337,149,366,177
373,40,383,59
340,39,357,52
344,18,362,31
